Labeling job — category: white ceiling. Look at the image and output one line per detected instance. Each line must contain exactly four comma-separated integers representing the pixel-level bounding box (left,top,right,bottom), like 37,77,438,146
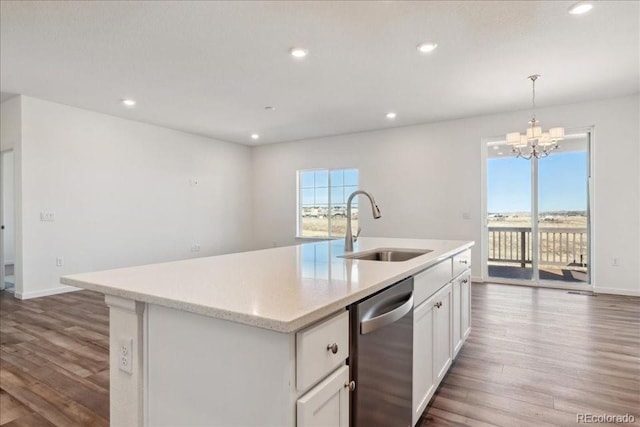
1,1,638,145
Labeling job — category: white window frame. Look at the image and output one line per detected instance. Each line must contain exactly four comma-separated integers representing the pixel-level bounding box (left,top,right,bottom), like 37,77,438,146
296,168,359,239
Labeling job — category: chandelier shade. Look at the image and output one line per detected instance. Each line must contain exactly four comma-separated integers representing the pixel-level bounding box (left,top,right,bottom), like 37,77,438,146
506,75,564,159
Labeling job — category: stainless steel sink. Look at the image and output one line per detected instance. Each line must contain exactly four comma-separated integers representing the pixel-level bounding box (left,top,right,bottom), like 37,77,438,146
341,248,433,262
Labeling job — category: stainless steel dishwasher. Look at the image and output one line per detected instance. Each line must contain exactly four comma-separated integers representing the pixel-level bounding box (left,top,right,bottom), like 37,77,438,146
349,276,413,427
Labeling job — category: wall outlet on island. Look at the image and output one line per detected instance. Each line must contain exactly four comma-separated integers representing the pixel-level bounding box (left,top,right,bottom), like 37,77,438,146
118,339,133,374
611,257,620,267
191,244,201,252
56,257,64,267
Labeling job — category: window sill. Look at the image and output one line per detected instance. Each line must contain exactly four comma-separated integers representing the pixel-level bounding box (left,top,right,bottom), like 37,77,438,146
295,236,340,242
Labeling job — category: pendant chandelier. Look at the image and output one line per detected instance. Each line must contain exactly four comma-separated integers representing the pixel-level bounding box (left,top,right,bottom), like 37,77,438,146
506,75,564,159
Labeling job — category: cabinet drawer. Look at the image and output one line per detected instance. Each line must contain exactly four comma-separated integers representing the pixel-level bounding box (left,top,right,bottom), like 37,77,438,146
414,259,453,307
452,249,471,277
296,311,349,391
297,365,349,427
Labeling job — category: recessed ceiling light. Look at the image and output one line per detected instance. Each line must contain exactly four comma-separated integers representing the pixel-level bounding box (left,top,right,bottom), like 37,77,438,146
121,98,136,107
264,106,276,111
568,1,593,14
251,133,260,140
497,152,504,155
290,48,309,59
386,112,397,119
416,42,438,54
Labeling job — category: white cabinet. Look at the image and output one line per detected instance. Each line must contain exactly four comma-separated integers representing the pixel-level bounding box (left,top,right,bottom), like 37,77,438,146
433,283,452,384
460,272,471,342
412,282,452,426
413,294,435,425
452,249,471,277
297,365,350,427
296,312,350,427
452,271,471,357
296,311,349,391
452,277,462,356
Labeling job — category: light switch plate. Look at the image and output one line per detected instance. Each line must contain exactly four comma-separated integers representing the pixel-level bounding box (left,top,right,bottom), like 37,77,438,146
40,212,55,222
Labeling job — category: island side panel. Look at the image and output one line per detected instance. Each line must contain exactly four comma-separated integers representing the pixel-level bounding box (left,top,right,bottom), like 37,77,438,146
147,304,296,427
105,295,145,427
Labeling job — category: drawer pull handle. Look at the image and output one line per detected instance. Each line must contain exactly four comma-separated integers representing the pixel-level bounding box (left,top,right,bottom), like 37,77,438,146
462,279,468,284
459,259,468,264
435,301,443,308
344,380,356,391
327,343,339,354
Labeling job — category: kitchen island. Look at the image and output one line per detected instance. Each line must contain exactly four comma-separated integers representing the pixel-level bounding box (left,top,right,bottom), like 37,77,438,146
62,237,474,427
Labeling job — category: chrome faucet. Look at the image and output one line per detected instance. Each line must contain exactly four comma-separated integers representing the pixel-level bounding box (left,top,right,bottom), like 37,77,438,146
345,190,382,252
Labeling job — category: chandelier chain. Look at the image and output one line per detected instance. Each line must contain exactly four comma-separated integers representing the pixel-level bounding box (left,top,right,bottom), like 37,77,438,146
529,74,539,123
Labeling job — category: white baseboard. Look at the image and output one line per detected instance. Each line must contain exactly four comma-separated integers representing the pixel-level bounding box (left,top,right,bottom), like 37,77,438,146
471,276,483,283
594,288,640,297
16,285,79,300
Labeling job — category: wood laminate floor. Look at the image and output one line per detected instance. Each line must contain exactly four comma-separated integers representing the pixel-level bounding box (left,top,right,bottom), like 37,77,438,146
0,290,109,426
0,284,638,426
419,284,640,427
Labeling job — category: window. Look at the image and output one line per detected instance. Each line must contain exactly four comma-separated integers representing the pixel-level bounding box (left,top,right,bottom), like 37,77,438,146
298,168,359,238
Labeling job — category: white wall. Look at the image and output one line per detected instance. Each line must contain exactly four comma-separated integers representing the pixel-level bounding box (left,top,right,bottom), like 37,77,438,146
252,95,640,296
18,96,253,299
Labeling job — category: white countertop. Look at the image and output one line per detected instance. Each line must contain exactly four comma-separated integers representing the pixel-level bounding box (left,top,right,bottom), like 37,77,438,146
61,237,473,333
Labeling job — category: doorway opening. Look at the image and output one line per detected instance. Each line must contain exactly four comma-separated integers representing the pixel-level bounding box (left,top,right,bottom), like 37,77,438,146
483,131,592,287
1,149,16,293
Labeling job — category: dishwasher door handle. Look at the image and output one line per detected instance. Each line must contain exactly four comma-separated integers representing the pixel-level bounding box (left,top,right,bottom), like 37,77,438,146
361,293,413,335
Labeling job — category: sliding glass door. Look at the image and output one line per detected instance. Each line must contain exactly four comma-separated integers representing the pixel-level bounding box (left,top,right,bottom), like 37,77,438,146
485,132,591,285
486,147,534,280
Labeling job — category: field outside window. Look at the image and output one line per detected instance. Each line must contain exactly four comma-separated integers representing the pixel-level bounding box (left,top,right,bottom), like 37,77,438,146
298,168,359,238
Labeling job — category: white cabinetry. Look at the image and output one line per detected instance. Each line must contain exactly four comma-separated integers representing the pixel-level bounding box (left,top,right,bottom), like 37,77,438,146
296,312,350,427
297,365,350,427
460,271,471,343
296,311,349,391
412,282,453,426
452,270,471,357
433,283,453,384
412,250,471,426
147,306,350,427
413,293,435,425
452,277,461,356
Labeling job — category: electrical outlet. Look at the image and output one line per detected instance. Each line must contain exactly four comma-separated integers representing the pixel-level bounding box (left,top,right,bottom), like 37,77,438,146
56,257,64,267
462,212,471,220
191,244,201,252
612,258,620,267
118,339,133,374
189,177,199,186
40,212,55,222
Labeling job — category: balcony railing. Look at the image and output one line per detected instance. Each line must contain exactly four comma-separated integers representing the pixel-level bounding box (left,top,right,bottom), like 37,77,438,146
488,227,588,268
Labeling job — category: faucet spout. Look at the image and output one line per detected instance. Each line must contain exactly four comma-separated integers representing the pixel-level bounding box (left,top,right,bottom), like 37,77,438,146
345,190,382,252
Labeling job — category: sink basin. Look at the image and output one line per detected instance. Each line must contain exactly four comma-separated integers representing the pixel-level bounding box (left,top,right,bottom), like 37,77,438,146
341,248,433,262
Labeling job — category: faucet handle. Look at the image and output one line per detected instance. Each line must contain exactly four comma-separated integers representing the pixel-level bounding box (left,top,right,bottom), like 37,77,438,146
354,226,362,242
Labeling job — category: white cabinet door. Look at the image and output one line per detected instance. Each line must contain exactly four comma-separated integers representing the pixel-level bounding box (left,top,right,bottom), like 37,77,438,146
297,365,349,427
412,295,436,426
452,278,462,357
433,283,452,384
461,273,471,341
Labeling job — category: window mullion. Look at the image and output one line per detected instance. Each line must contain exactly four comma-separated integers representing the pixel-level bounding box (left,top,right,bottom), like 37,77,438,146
328,168,332,237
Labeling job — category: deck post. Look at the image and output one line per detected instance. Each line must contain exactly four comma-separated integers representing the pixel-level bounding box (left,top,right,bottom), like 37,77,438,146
520,230,527,268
